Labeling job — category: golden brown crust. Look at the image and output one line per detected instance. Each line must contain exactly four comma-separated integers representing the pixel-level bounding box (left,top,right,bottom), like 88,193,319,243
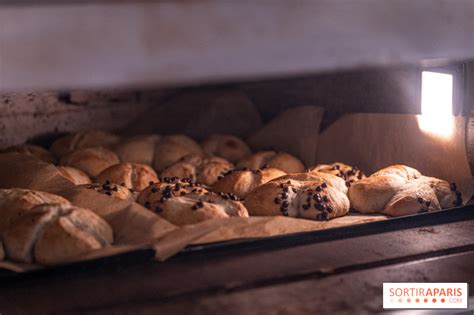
56,166,92,185
51,130,120,158
96,163,158,192
59,146,120,178
308,162,365,186
80,183,134,201
114,134,161,165
161,155,233,186
201,134,252,163
3,204,113,265
348,165,462,216
237,151,304,173
152,135,203,171
3,144,56,164
212,168,286,199
244,176,350,221
370,164,421,180
0,189,70,234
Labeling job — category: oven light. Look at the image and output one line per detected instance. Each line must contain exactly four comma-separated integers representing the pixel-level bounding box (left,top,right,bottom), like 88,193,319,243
417,71,454,138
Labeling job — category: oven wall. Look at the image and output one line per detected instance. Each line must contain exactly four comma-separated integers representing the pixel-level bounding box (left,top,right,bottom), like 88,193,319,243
0,63,468,150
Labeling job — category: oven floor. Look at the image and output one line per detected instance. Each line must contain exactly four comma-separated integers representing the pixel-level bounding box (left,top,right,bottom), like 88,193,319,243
0,219,473,314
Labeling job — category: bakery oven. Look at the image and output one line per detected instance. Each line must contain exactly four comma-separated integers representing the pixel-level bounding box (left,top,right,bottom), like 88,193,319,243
0,1,474,314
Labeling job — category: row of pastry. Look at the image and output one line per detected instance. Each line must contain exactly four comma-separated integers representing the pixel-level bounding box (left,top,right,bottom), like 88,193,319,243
2,130,463,224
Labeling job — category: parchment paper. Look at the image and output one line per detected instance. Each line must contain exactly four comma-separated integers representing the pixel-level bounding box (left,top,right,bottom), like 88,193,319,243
0,111,471,273
317,114,473,202
247,105,324,167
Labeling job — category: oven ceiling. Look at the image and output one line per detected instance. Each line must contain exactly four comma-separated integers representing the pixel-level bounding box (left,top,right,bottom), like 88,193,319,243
0,0,473,91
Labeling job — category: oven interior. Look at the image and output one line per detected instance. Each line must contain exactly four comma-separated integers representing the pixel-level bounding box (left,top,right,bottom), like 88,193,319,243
1,2,474,313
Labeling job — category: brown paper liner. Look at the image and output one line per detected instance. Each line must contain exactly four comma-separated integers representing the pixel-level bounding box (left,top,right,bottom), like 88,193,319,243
316,114,473,203
0,111,471,273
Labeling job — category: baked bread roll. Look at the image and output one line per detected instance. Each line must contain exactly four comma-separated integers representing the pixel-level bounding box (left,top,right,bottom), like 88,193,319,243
138,190,248,226
57,166,92,185
161,154,233,186
137,177,209,211
0,189,70,234
308,162,365,186
50,130,120,158
237,151,305,173
201,134,252,163
3,204,113,265
80,183,134,201
245,173,350,221
370,164,421,180
348,165,462,216
153,135,203,172
96,162,158,192
114,134,161,165
59,146,120,178
3,144,56,164
212,167,286,199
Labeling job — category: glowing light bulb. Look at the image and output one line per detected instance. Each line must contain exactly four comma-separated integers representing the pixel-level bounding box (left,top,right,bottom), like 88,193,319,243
417,71,454,138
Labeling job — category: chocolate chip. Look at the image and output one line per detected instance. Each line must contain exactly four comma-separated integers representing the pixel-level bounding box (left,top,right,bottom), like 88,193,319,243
281,192,289,199
302,204,310,210
315,186,322,192
417,197,423,203
105,191,112,196
314,203,323,211
282,200,289,208
326,205,333,213
154,206,162,213
315,212,328,221
144,201,150,209
105,180,111,185
321,182,327,188
322,196,329,203
292,188,298,193
313,194,322,203
425,201,431,207
149,181,154,186
345,181,351,187
151,187,158,193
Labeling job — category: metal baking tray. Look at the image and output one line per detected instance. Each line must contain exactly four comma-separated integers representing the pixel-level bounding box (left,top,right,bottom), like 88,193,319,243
1,204,473,279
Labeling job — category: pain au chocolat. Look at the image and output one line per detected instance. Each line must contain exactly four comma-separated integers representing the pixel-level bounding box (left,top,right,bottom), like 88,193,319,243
114,134,161,166
212,167,286,199
137,178,248,225
201,134,252,163
160,154,234,186
152,135,203,172
3,144,56,164
348,165,462,216
96,162,158,192
308,162,365,186
237,151,305,174
244,172,350,221
59,146,120,178
50,130,120,159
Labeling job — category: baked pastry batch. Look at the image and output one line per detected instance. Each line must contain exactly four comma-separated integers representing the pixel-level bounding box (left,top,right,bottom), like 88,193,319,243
0,131,464,264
